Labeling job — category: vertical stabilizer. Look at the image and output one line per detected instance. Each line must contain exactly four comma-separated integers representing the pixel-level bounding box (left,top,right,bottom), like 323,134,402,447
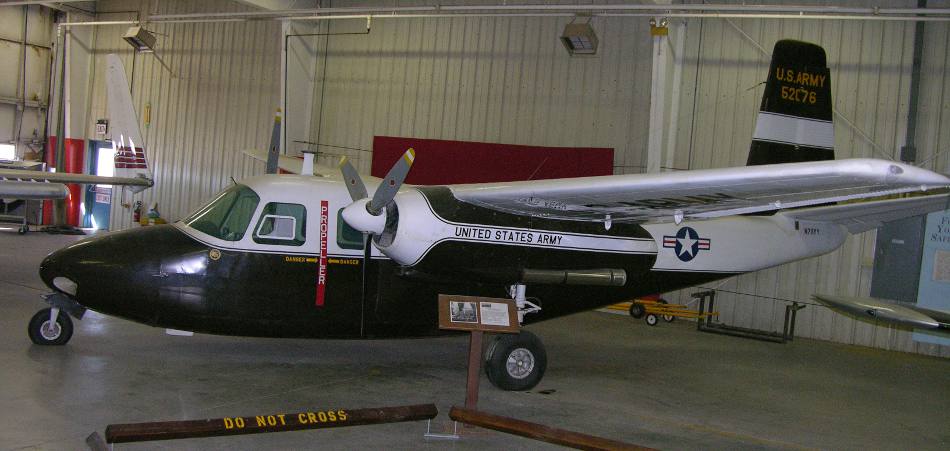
747,40,834,165
106,54,152,191
265,109,281,174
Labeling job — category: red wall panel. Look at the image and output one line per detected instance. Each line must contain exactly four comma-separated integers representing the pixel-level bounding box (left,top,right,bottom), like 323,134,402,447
42,137,85,226
371,136,613,185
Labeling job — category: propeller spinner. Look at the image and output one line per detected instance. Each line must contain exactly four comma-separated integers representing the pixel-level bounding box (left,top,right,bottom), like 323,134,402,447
339,149,415,236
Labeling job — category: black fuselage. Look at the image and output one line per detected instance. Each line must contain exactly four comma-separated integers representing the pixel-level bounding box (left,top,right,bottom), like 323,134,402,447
38,184,730,339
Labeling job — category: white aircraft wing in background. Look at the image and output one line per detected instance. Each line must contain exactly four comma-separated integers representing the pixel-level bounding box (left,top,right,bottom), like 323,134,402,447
813,294,950,335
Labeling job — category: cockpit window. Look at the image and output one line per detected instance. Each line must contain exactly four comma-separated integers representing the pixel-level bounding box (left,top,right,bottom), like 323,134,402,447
183,184,260,241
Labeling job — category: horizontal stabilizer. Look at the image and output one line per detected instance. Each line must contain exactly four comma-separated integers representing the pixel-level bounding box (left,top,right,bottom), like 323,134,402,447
813,294,950,331
242,148,338,177
780,193,950,234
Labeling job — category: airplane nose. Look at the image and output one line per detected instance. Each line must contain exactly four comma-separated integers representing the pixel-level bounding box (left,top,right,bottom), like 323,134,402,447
39,227,165,320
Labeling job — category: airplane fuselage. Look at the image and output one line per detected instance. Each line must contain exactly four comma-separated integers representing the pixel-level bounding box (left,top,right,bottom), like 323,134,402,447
39,174,847,339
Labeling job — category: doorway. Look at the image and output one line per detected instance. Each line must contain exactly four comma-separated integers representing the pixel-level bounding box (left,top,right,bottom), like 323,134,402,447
82,140,115,230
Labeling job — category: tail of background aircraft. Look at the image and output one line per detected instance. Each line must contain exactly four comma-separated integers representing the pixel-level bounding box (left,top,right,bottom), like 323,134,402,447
747,40,835,165
105,54,152,192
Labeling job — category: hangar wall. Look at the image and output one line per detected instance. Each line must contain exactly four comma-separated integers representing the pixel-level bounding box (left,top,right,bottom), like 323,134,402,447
85,0,281,230
664,3,950,357
304,13,654,175
0,6,53,160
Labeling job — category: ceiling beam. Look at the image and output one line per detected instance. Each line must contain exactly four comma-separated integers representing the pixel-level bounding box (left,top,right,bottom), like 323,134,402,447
233,0,318,10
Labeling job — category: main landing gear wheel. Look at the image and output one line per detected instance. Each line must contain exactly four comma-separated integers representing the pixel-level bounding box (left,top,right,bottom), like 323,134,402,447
485,330,547,391
28,308,73,345
628,302,646,319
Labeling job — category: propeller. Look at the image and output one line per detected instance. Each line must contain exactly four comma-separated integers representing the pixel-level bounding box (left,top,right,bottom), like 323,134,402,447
339,148,416,236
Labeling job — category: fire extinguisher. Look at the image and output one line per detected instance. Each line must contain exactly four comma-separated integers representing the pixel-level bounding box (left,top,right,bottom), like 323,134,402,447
132,201,142,223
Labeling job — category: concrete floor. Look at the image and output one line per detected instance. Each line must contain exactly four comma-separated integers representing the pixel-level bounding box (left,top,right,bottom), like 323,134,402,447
0,229,948,451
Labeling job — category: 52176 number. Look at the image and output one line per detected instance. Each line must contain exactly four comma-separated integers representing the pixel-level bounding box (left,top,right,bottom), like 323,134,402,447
780,85,816,104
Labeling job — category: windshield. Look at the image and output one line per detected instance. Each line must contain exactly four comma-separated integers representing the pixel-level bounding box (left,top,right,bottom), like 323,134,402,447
183,184,261,241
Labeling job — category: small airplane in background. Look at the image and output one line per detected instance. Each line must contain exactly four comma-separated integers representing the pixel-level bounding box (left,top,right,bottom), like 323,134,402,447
29,40,950,391
0,54,153,228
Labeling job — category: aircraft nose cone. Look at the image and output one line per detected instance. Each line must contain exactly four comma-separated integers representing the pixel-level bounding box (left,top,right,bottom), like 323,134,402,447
39,227,166,319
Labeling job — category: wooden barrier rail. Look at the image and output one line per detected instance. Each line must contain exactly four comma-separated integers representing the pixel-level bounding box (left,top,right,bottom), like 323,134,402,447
449,406,654,451
105,403,438,443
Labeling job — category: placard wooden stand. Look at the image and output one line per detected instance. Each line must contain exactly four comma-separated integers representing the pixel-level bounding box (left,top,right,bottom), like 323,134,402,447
437,294,520,410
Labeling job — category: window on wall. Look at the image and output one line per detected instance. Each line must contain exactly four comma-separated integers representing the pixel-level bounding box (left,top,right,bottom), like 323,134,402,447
253,202,306,246
0,144,15,160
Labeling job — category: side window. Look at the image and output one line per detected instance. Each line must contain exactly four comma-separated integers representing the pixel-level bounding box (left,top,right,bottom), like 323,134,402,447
253,203,306,246
336,209,365,250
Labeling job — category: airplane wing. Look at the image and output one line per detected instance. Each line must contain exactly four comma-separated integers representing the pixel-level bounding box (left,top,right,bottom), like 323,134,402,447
0,180,69,200
241,148,338,177
779,194,950,234
0,169,152,200
813,294,950,333
0,170,152,188
449,159,950,224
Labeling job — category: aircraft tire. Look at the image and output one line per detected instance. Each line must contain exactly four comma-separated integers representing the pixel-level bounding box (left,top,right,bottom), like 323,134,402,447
628,302,646,319
28,308,73,345
658,299,675,322
484,331,547,391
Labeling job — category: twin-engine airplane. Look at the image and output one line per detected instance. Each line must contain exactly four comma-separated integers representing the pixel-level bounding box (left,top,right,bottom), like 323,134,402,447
30,41,950,391
0,55,152,210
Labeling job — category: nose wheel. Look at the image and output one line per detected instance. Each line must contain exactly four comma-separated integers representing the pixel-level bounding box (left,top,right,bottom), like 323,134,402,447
28,307,73,345
484,330,547,391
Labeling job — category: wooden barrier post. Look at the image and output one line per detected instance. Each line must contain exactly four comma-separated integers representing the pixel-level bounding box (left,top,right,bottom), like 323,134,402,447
450,406,653,451
104,404,438,444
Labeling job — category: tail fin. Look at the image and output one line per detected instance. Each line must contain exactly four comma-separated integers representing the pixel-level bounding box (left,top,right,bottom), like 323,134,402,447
747,40,834,166
265,109,281,174
106,54,152,191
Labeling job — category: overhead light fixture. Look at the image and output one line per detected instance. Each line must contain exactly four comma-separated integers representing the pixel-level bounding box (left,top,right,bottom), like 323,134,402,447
561,20,598,56
123,26,157,53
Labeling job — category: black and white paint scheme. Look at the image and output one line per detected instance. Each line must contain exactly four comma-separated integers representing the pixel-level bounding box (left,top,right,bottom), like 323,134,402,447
30,41,950,391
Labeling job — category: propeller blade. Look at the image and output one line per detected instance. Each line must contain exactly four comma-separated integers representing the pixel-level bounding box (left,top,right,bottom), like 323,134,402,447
368,148,415,215
339,156,368,201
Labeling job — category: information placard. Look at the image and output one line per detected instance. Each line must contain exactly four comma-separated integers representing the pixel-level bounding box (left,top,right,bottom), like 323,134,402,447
438,295,519,333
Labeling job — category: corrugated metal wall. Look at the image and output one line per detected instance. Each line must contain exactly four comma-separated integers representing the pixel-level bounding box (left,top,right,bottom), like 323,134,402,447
86,0,280,230
306,13,654,175
0,5,53,159
664,1,949,357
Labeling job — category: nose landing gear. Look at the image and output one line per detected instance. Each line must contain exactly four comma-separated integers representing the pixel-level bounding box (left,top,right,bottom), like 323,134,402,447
28,307,73,345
